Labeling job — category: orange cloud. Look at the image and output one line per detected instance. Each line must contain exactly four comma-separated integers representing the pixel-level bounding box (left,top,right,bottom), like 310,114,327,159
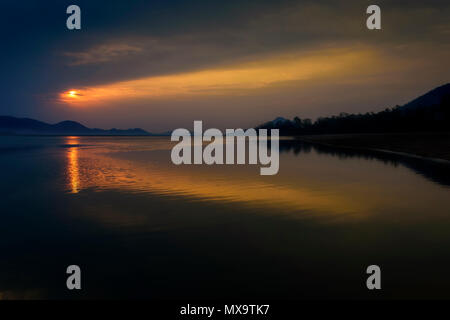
60,47,383,106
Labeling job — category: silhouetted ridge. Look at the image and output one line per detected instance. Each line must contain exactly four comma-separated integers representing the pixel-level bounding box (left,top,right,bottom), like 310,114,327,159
53,120,90,132
257,83,450,135
0,116,53,132
0,116,152,135
402,83,450,111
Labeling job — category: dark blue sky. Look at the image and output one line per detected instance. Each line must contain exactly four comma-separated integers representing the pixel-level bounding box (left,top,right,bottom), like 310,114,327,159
1,0,449,131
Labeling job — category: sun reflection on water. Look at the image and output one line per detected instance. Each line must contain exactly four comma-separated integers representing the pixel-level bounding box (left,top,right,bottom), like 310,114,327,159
66,137,80,194
61,137,367,219
58,137,450,227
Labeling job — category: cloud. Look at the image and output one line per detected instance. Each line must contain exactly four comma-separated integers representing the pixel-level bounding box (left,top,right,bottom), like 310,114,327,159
64,43,143,65
56,1,450,87
2,0,449,130
59,46,387,105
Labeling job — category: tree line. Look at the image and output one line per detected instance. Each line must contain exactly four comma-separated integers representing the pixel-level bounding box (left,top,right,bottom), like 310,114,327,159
258,95,450,135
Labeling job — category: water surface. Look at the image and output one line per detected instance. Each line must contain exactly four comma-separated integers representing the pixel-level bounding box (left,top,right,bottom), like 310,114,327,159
1,136,450,299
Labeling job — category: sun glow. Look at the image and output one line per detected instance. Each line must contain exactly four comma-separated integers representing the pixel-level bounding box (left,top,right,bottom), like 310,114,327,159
60,90,81,103
59,47,382,106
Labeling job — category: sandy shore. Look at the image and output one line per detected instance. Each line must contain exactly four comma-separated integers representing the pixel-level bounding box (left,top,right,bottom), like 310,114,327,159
298,132,450,162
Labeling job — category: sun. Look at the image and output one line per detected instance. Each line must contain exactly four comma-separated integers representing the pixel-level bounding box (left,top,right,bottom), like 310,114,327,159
68,90,78,97
59,89,86,104
59,89,82,104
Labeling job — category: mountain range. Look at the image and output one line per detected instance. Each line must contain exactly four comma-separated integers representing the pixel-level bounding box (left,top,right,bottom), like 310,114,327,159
0,117,152,136
258,83,450,135
1,83,449,136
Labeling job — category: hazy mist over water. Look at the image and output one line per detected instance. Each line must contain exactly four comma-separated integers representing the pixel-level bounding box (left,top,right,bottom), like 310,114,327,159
1,136,450,299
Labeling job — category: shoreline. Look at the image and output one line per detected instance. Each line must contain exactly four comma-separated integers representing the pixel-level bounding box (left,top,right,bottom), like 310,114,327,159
297,132,450,164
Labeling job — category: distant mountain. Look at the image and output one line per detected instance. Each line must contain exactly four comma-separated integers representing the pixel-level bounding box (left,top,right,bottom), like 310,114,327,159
52,120,90,132
257,83,450,135
261,117,291,128
401,83,450,111
0,116,152,136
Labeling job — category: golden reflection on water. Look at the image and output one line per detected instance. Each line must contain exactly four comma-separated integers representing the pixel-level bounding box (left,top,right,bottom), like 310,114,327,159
66,137,80,194
62,137,450,224
63,137,367,219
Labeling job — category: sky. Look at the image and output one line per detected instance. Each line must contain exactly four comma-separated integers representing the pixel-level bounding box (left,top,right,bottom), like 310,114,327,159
1,0,449,132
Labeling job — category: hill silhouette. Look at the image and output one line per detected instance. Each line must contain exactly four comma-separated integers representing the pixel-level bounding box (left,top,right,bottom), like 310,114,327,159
0,116,151,136
258,83,450,135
